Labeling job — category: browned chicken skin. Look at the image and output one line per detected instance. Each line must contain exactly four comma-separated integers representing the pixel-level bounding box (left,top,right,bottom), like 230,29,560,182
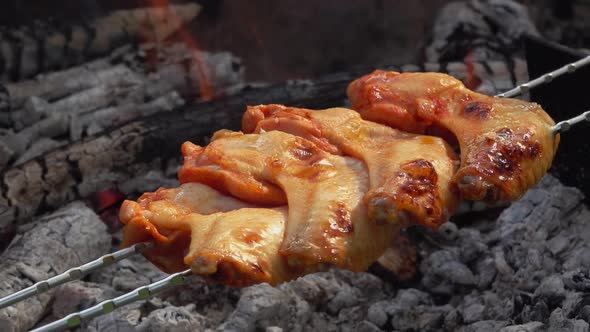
178,130,399,272
119,183,297,286
243,104,459,229
347,70,559,202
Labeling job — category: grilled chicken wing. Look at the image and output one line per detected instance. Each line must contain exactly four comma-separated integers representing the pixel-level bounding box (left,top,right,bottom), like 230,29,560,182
178,130,399,272
347,70,559,202
119,183,297,286
243,105,459,229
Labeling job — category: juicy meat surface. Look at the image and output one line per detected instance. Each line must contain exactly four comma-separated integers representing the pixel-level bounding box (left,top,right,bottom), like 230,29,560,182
243,105,459,229
178,130,399,272
119,183,296,286
347,70,559,201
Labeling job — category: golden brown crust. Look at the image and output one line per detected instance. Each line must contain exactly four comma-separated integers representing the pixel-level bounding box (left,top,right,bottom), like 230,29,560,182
177,130,398,271
243,105,459,229
119,183,297,286
347,70,559,202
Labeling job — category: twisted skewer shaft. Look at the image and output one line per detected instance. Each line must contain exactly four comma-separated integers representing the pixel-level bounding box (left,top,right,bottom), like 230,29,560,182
552,110,590,134
30,269,192,332
0,242,153,310
497,54,590,98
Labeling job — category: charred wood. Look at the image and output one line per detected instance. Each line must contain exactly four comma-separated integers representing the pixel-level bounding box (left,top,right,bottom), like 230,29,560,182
5,62,141,110
0,4,201,82
13,138,65,166
70,91,185,141
0,46,243,171
0,202,110,332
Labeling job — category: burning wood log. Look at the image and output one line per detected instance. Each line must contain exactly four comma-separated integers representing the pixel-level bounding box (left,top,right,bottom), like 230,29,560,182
0,201,110,332
0,45,244,171
0,3,201,82
69,91,185,141
4,62,141,111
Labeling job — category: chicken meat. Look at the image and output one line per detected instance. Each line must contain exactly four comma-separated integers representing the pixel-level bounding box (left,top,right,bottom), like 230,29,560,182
242,104,459,229
178,130,400,272
347,70,559,202
120,183,297,286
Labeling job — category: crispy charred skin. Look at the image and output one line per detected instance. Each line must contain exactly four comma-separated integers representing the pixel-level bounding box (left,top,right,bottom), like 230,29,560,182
347,70,559,202
243,105,459,229
177,130,399,272
119,183,297,286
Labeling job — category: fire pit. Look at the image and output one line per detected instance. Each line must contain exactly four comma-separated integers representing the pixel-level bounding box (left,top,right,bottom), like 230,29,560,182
1,1,590,331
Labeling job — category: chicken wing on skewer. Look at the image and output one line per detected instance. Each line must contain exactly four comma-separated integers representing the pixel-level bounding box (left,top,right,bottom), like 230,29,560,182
347,70,559,202
119,183,296,286
178,130,399,272
242,105,459,229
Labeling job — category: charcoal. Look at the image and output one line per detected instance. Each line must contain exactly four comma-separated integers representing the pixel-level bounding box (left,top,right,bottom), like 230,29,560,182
564,270,590,292
13,137,65,165
561,292,584,317
574,305,590,323
0,202,110,332
355,321,383,332
528,301,550,323
426,0,538,63
457,229,487,263
534,275,566,307
420,250,477,294
118,170,179,196
366,301,389,328
326,286,362,314
499,322,544,332
217,283,311,332
337,306,367,328
438,222,459,241
548,308,590,332
443,309,462,331
389,304,451,331
0,140,14,169
135,305,210,332
265,327,285,332
460,320,509,332
51,281,118,318
474,256,497,289
12,96,47,130
85,302,144,332
90,254,167,292
459,291,512,323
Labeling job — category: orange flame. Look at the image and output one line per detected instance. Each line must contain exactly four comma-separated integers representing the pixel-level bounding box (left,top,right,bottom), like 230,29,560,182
144,0,214,101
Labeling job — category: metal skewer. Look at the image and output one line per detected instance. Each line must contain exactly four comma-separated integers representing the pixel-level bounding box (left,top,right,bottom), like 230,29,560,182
552,110,590,134
0,242,153,310
496,54,590,98
30,269,192,332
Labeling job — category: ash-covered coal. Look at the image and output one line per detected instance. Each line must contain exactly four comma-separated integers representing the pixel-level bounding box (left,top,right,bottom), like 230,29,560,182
28,173,588,332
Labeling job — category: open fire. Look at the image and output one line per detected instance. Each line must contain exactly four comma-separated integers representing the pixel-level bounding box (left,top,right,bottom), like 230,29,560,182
1,1,590,331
